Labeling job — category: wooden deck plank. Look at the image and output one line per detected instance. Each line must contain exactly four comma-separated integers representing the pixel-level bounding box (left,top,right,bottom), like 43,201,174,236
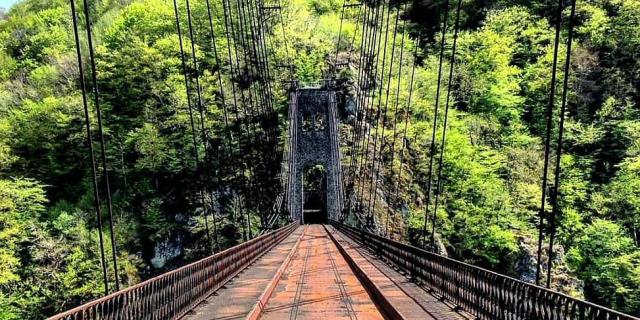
260,225,384,320
183,224,473,320
182,226,305,320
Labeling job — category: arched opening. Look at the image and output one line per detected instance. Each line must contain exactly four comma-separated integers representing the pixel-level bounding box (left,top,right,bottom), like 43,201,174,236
302,164,327,224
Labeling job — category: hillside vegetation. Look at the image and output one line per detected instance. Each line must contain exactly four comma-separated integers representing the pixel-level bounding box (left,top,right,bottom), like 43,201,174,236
0,0,638,318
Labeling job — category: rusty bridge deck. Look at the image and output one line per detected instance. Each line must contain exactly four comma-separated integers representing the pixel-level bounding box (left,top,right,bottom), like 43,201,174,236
49,222,636,320
182,225,467,320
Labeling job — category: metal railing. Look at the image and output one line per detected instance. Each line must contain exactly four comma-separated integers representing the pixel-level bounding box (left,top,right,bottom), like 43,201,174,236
49,222,299,320
332,221,638,320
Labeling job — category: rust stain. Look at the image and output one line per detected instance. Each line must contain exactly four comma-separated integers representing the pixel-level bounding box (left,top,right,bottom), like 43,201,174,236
184,226,305,320
260,225,384,320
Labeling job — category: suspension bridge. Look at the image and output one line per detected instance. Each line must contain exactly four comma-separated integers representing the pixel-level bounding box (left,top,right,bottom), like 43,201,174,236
45,0,639,318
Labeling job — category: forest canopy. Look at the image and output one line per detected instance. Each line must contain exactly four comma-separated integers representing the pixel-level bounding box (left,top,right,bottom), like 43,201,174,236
0,0,638,318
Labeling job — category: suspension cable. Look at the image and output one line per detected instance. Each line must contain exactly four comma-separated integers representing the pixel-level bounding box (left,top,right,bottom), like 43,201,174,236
330,0,356,220
263,2,286,170
223,0,255,240
536,0,565,286
358,0,386,213
205,0,231,136
234,0,269,232
255,0,280,158
200,0,234,275
284,83,296,218
80,0,119,290
185,0,220,251
347,2,372,184
430,0,462,249
347,1,369,180
355,1,381,182
346,4,364,64
227,0,248,121
366,0,392,219
247,0,278,227
357,0,381,218
340,2,364,222
172,0,213,251
69,0,109,295
250,0,275,115
248,0,278,154
355,1,381,210
386,2,408,224
242,0,266,119
353,9,377,226
236,0,269,164
345,1,372,222
234,0,262,129
204,0,238,213
276,0,293,76
422,0,449,245
220,0,241,123
546,0,577,289
239,1,270,118
333,0,348,74
220,0,249,239
370,3,401,236
393,32,420,206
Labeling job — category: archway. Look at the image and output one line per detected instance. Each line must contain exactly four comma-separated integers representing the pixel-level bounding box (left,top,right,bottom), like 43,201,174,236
302,164,327,224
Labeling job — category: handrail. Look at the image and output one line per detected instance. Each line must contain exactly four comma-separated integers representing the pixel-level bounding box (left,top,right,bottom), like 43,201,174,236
332,221,638,320
48,222,299,320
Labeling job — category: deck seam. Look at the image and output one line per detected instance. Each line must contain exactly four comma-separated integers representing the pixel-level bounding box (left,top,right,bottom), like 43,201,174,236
289,230,313,320
247,225,307,320
324,225,406,320
325,231,358,320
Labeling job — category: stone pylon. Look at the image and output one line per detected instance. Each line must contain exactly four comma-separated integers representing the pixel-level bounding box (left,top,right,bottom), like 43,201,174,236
284,80,344,223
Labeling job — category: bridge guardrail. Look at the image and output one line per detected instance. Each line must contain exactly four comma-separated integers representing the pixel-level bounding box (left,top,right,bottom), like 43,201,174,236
332,221,638,320
48,222,299,320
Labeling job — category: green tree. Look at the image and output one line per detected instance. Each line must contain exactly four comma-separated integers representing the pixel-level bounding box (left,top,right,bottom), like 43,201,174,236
567,219,640,314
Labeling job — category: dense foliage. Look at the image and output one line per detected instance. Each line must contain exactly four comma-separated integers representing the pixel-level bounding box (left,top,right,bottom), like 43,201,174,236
354,0,640,314
0,0,638,318
0,0,284,317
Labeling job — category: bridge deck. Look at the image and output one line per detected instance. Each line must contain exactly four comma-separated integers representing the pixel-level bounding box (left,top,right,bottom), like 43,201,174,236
260,225,383,320
182,225,467,320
